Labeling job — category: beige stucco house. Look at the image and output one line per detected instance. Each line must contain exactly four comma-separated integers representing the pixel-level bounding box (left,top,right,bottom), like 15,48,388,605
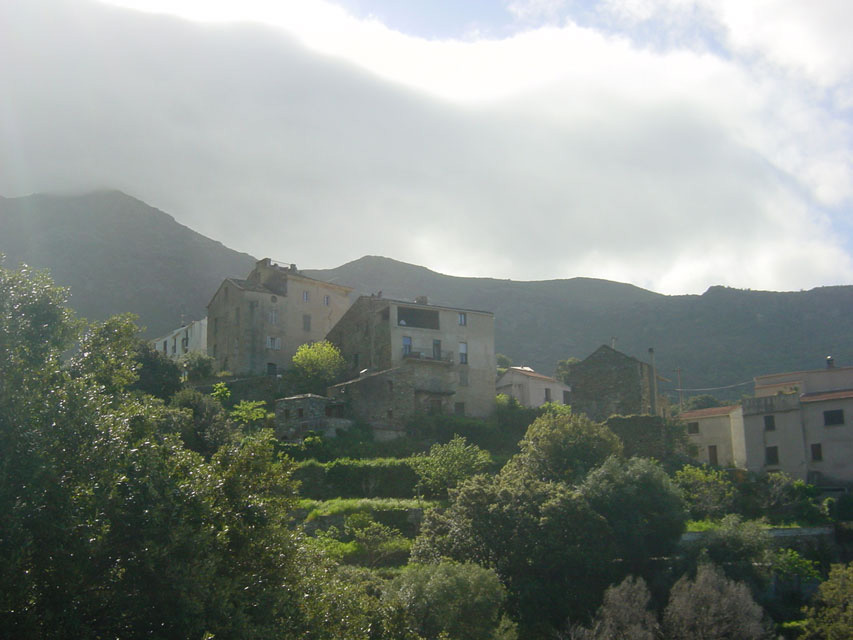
207,258,353,375
680,404,746,468
741,359,853,485
496,366,571,408
151,317,207,361
325,294,496,425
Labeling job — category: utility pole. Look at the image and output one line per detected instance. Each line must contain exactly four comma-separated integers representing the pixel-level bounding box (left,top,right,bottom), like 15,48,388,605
675,367,684,412
648,347,658,416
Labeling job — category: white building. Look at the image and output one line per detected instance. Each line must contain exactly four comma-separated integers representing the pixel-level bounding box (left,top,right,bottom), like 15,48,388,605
152,318,208,360
496,366,571,408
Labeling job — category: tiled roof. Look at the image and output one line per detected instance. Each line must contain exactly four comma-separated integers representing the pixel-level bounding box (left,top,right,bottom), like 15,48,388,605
679,404,740,419
800,389,853,403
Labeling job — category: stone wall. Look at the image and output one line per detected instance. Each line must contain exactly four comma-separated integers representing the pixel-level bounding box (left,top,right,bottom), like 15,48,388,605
566,345,654,421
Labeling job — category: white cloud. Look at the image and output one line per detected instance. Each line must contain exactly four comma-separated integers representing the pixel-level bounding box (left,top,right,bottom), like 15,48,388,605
1,0,851,294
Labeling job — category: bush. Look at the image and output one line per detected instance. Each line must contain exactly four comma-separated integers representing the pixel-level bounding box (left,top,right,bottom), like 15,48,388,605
294,458,419,499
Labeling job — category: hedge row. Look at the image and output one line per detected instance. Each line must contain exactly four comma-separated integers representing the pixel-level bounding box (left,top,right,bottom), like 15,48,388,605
293,457,419,499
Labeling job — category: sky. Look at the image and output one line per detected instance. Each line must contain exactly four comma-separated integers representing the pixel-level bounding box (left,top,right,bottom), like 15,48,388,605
1,0,852,294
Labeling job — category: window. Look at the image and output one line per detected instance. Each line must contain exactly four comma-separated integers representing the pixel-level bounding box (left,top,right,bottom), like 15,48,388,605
284,408,290,419
234,307,240,325
266,336,281,350
687,422,699,435
458,342,468,365
765,446,779,466
398,306,440,329
302,290,309,302
432,339,442,360
563,390,571,405
162,340,168,353
454,402,466,416
172,337,177,354
459,369,469,386
764,415,776,431
323,294,330,306
266,362,277,375
303,314,311,332
708,445,718,466
545,388,552,402
824,409,845,426
811,443,823,461
402,336,412,356
298,408,304,418
268,309,278,325
458,312,467,326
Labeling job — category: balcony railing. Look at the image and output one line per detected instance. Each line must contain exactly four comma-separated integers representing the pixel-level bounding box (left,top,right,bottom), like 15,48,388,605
403,349,454,364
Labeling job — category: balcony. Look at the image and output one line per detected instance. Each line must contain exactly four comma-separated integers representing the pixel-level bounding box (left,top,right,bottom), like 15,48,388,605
403,348,454,365
742,393,800,416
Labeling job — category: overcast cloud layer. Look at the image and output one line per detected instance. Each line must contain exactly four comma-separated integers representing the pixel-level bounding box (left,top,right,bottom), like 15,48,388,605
2,0,852,293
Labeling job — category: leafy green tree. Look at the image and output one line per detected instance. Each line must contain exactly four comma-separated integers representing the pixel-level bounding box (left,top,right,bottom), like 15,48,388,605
0,262,307,638
292,340,347,394
503,409,622,484
674,464,737,520
555,357,580,384
179,350,216,382
800,562,853,640
169,388,233,457
384,562,515,640
131,339,183,399
412,472,617,635
409,434,492,498
684,394,724,410
230,399,272,429
581,456,686,575
343,513,411,568
211,380,231,403
663,564,769,640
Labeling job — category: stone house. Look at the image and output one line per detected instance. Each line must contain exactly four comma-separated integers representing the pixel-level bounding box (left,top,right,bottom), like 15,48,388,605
563,345,661,421
325,295,496,425
496,366,571,408
207,258,353,375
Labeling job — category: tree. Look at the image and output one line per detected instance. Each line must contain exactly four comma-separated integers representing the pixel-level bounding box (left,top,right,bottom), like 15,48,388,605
291,340,347,394
179,350,216,382
503,409,622,484
384,562,515,640
674,464,737,520
0,262,307,638
800,562,853,640
170,387,233,457
555,357,580,385
684,394,724,411
581,456,686,575
409,435,492,498
230,399,272,429
663,564,769,640
567,575,660,640
412,472,618,634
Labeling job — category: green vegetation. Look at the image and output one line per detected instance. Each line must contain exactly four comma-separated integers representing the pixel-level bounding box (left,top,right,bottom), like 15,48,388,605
291,339,346,394
4,259,853,639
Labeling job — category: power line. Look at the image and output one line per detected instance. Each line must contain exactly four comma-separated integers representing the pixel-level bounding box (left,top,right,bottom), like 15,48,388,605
674,380,754,392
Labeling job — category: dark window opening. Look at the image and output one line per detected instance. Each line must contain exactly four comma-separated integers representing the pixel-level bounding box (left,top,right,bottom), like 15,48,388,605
563,390,571,405
708,445,718,466
402,336,412,355
824,409,845,426
397,306,440,329
764,415,776,431
325,406,333,417
765,446,779,466
545,388,552,402
432,339,442,360
266,362,277,375
454,402,465,416
297,408,304,418
811,443,823,461
303,314,311,332
687,422,699,435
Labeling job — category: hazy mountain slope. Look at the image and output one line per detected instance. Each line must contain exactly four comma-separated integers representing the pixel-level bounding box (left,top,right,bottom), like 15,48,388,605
307,257,853,398
0,191,256,337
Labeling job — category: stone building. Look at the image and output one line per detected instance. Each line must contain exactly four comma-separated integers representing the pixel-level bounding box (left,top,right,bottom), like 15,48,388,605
325,295,496,424
496,366,571,408
563,345,661,421
207,258,353,375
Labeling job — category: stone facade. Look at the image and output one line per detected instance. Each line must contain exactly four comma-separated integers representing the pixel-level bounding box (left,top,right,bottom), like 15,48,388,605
564,345,659,421
496,366,571,408
274,394,351,441
326,295,496,421
207,258,352,375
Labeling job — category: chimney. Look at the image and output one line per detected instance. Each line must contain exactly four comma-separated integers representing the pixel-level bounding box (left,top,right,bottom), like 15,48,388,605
415,295,429,305
289,263,298,272
827,356,835,369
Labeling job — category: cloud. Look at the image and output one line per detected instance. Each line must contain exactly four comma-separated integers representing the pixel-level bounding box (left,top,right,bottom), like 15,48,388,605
1,0,851,294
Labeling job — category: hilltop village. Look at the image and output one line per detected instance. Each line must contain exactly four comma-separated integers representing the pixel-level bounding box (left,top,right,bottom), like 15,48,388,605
155,257,853,488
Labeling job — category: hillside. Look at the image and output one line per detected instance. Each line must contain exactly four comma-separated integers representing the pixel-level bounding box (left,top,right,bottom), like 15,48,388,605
307,257,853,399
2,191,851,399
0,191,256,337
